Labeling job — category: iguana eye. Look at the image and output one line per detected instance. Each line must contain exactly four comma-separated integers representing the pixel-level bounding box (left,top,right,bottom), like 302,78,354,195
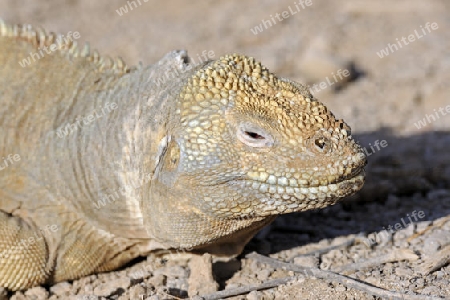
237,123,274,148
245,131,265,140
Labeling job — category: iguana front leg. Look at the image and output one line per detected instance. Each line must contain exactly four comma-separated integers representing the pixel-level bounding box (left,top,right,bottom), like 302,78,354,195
0,206,152,291
0,210,49,290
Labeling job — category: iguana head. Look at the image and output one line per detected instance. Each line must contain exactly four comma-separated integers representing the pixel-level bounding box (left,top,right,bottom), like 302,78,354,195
146,54,366,251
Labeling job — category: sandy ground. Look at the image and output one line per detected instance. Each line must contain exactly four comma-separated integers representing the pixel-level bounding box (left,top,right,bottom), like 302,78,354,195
1,0,450,299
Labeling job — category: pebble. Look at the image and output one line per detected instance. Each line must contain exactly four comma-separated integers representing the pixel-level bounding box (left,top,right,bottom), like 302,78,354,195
371,270,381,277
421,286,442,295
422,231,450,254
247,290,263,300
24,287,49,300
415,221,433,233
256,269,272,281
335,285,346,292
153,266,187,278
10,292,26,300
49,281,72,296
365,276,379,286
0,288,7,300
187,254,218,296
293,255,318,268
166,277,188,297
129,284,147,299
395,267,413,277
148,274,166,287
81,285,94,295
261,290,276,300
93,277,131,297
72,275,97,292
435,271,446,279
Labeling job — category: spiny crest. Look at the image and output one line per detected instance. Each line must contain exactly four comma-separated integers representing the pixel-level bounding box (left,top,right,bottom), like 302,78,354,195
0,20,131,74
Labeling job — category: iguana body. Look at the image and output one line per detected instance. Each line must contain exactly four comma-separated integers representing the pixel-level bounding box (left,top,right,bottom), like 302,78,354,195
0,21,366,290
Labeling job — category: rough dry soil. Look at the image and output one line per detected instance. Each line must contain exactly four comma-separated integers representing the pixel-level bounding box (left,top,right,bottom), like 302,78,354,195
1,0,450,299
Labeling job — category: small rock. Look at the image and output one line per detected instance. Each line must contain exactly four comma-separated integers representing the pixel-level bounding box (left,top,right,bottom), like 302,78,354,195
226,283,240,290
72,275,97,292
246,290,263,300
0,288,7,300
256,269,271,281
50,281,72,296
147,274,166,287
71,296,98,300
166,277,188,297
187,253,219,296
435,271,446,279
422,232,450,255
365,276,379,286
153,266,187,278
24,287,49,300
273,290,286,300
129,265,153,281
335,284,346,292
421,286,441,295
395,267,413,277
293,255,318,268
296,276,305,284
416,221,432,232
371,270,381,277
129,284,147,299
81,285,94,295
261,290,276,300
10,292,26,300
93,277,131,297
415,278,425,288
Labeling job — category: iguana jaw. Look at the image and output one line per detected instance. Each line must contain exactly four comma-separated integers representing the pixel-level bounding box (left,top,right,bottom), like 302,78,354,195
233,168,365,215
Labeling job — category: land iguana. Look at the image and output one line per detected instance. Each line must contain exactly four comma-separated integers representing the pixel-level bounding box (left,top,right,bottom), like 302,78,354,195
0,21,366,291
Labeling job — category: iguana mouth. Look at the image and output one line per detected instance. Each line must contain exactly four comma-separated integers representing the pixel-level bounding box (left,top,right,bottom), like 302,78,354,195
332,165,365,185
242,164,365,189
231,167,365,213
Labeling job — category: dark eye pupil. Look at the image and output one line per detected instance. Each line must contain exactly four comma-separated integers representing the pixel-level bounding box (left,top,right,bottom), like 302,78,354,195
245,131,265,140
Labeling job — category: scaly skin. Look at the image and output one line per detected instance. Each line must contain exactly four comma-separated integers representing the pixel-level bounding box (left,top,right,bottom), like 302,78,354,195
0,21,366,290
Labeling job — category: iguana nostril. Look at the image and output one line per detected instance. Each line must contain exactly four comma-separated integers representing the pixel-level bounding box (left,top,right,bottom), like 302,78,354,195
310,134,331,154
315,138,326,150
